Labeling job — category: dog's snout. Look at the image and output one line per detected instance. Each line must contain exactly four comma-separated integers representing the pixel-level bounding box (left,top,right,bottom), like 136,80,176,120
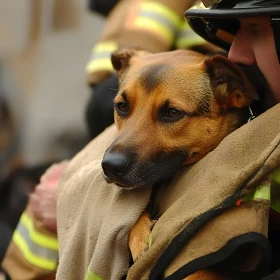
102,153,131,178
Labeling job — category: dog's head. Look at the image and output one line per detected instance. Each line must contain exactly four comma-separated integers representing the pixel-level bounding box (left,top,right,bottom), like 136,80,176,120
102,49,258,189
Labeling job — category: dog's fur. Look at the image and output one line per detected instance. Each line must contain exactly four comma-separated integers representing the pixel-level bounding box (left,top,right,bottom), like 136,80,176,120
101,49,257,276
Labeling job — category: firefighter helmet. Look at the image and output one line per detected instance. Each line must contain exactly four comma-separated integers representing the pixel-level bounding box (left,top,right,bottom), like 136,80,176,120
185,0,280,60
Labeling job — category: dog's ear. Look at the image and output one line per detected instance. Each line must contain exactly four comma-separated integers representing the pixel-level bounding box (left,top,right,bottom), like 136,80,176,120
111,48,149,75
205,55,259,109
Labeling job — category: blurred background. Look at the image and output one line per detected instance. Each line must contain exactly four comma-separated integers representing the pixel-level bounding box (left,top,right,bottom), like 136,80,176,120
0,0,218,268
0,0,108,262
1,0,106,167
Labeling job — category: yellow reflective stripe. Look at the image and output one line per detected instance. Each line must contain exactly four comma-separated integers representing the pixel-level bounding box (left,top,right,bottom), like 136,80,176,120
85,269,103,280
180,22,194,32
86,59,114,73
253,185,270,200
141,2,181,27
21,213,58,250
134,17,174,42
93,41,118,53
86,41,118,74
176,22,205,49
271,168,280,213
242,185,270,203
241,168,280,213
13,231,57,271
131,2,181,44
176,35,206,49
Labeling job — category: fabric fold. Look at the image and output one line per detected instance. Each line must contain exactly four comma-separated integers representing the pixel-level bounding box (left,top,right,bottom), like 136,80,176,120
127,104,280,279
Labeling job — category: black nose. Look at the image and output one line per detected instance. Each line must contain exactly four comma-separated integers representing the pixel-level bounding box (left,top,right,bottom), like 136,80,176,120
102,152,131,179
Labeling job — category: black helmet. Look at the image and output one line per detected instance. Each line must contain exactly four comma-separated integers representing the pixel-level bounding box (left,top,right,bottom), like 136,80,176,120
185,0,280,61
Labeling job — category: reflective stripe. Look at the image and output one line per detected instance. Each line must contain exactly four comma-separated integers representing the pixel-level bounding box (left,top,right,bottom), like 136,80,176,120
242,184,270,203
271,168,280,213
85,269,103,280
252,185,270,201
176,22,205,49
86,41,118,74
86,59,115,73
13,213,58,271
21,213,58,250
134,17,174,42
141,2,180,26
241,168,280,213
132,2,181,44
13,232,57,271
93,41,118,53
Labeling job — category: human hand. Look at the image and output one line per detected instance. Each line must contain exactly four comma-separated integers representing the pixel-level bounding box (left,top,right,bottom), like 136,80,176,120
29,161,69,232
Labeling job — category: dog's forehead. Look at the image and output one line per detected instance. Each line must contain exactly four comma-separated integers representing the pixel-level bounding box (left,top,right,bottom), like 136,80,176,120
125,51,207,93
138,63,170,93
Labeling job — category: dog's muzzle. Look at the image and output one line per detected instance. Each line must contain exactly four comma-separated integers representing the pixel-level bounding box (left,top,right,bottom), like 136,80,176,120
102,148,187,189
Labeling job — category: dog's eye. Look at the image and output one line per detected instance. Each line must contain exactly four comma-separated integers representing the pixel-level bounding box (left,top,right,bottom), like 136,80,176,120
160,108,185,122
115,101,129,116
167,108,182,118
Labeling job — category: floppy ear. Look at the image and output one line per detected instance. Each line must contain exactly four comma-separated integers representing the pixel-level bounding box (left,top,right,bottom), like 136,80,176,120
111,48,149,75
205,55,259,109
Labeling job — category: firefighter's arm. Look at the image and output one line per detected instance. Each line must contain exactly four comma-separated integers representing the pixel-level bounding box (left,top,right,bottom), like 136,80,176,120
1,204,58,280
86,0,200,85
1,161,69,280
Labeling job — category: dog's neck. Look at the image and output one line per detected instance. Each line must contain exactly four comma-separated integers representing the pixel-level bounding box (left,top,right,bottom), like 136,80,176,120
146,179,173,220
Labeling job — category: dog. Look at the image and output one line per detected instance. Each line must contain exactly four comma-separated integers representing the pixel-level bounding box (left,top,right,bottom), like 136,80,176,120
101,48,258,272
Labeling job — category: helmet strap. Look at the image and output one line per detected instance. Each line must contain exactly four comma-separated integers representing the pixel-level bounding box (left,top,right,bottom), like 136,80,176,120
271,17,280,64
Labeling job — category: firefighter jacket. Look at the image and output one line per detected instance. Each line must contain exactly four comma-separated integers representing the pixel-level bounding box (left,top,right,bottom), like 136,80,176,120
1,204,58,280
86,0,207,85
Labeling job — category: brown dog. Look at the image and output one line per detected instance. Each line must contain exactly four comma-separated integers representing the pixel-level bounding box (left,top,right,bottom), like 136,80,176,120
101,48,257,278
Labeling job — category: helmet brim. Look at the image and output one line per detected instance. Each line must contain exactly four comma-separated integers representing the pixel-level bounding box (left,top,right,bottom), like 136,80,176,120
185,7,280,50
185,7,280,19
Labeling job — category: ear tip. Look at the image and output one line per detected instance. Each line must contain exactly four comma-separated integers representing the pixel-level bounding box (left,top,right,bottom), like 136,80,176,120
207,55,231,65
205,55,225,69
110,47,147,72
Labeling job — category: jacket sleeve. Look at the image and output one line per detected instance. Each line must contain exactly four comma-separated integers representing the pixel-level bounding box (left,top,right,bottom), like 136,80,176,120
1,204,57,280
86,0,200,85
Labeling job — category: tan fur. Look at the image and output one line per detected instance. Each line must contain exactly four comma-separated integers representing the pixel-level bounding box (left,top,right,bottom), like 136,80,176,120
113,50,256,164
128,212,154,262
105,48,258,279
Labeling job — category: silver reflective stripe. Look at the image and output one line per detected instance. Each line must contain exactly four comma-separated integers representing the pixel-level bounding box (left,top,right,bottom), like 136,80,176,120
180,26,200,38
132,2,181,43
139,10,178,35
176,22,205,48
16,221,58,261
86,41,118,73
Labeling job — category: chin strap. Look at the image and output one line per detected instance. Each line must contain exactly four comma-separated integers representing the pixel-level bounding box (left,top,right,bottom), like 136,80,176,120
271,17,280,64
